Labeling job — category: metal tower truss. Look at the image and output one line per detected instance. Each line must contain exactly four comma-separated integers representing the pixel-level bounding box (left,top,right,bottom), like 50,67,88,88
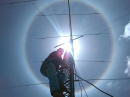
60,54,75,97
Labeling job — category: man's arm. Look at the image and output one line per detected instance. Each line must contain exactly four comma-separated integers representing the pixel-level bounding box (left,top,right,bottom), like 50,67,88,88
58,51,74,69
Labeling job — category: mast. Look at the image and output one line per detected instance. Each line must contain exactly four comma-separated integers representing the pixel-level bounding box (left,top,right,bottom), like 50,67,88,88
68,0,75,97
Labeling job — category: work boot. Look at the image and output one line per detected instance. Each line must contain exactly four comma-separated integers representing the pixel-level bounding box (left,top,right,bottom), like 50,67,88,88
59,83,67,92
52,91,64,97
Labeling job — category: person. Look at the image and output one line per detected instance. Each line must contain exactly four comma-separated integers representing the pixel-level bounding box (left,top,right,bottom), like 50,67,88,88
40,48,70,97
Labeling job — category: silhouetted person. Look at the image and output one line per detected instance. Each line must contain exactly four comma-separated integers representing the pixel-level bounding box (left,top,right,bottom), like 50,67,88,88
40,48,70,97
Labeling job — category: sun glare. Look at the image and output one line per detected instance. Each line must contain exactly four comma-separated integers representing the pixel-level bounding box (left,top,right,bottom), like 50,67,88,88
58,37,80,58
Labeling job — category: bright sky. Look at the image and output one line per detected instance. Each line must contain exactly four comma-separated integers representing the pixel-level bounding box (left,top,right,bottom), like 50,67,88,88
0,0,130,97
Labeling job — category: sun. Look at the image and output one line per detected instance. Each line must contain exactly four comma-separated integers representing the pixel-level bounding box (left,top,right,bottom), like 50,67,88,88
57,37,80,58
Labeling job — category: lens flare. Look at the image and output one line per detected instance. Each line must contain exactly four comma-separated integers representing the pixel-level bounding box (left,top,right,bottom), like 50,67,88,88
64,42,72,51
58,37,80,58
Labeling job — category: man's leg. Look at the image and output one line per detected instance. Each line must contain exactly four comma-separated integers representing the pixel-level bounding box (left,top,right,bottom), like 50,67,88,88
41,62,63,97
57,71,65,84
45,63,61,95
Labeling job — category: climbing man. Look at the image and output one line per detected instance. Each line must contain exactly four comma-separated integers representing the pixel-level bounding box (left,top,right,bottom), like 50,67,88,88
40,48,71,97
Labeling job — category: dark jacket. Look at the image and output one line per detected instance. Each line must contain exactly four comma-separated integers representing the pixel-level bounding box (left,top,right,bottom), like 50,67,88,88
44,51,64,70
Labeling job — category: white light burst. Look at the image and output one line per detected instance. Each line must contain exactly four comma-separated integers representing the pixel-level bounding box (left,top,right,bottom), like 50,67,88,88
58,37,80,58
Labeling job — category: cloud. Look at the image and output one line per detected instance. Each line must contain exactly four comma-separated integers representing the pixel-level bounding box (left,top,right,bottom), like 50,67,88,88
119,21,130,41
124,56,130,76
107,82,119,89
107,82,113,89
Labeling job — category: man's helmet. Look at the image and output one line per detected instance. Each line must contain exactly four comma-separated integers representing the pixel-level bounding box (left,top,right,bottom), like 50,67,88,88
57,48,64,53
57,48,64,59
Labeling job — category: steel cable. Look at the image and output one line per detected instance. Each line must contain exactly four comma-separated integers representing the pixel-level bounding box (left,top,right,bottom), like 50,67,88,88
75,74,113,97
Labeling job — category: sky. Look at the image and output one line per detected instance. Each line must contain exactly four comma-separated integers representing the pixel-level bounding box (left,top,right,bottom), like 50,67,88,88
0,0,130,97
